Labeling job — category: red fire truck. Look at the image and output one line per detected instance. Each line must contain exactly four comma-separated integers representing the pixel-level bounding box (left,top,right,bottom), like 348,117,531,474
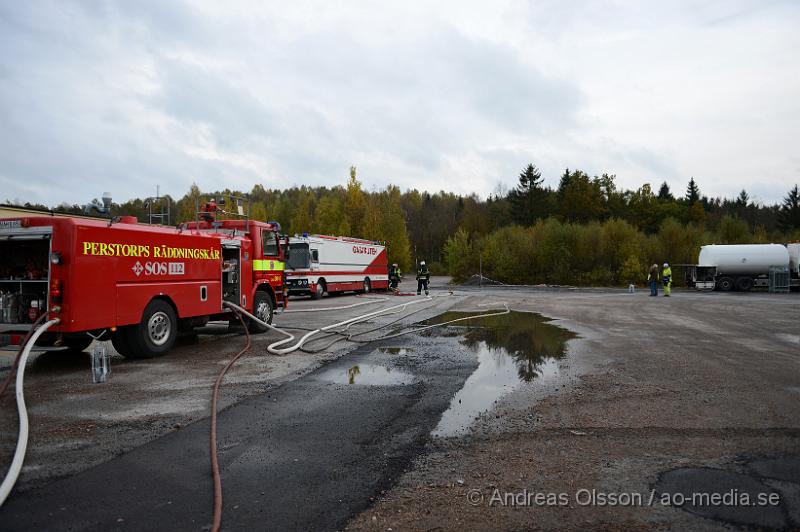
0,213,287,358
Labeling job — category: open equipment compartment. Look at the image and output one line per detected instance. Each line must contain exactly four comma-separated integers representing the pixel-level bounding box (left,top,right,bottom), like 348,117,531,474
221,241,241,306
0,232,51,330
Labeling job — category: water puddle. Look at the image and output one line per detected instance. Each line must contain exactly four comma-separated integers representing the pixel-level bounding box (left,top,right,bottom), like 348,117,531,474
425,311,575,437
378,347,411,355
316,363,415,386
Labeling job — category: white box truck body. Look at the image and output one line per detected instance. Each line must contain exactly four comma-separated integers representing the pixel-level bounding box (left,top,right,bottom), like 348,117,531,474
285,235,389,299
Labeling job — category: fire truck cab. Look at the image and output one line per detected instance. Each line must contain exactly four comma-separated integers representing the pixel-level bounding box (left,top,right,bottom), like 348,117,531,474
0,215,287,358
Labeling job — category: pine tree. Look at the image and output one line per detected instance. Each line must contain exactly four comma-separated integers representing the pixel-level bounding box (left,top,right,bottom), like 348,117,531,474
509,163,546,225
777,185,800,231
557,168,572,197
736,189,749,207
685,178,700,204
657,182,674,201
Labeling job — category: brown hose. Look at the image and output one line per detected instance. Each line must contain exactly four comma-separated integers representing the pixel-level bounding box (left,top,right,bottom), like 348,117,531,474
210,312,252,532
0,312,49,399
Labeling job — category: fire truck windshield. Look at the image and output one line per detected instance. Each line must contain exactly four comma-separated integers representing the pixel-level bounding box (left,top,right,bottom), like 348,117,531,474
287,243,310,269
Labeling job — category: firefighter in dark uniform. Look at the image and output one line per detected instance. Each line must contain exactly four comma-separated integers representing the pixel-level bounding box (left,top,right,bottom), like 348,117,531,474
389,263,401,292
416,261,430,295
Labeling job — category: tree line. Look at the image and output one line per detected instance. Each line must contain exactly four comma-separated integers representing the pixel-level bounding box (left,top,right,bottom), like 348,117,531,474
9,164,800,284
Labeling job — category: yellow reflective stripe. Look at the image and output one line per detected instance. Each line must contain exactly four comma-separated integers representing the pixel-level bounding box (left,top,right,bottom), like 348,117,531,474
253,259,285,271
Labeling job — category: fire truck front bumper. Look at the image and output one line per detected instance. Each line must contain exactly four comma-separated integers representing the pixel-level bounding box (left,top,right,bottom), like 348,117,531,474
286,277,311,294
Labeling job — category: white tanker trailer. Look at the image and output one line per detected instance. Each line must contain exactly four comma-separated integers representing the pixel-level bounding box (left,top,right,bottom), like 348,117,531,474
690,243,800,291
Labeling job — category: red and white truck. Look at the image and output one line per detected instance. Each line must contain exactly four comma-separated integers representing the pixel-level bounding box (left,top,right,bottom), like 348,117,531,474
0,212,287,358
285,234,389,298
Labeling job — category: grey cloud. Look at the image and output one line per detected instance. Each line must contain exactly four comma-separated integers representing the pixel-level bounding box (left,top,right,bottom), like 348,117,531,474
0,2,796,204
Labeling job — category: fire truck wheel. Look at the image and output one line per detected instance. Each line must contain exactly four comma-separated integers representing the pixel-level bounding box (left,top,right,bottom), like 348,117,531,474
127,300,177,358
312,280,326,300
363,278,371,293
63,337,93,353
248,292,274,334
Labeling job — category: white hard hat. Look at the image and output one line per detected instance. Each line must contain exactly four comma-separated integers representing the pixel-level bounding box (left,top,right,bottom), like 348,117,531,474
663,263,669,267
420,261,426,265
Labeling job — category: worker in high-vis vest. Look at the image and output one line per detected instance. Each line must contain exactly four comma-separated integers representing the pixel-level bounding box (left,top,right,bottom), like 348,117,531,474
416,260,430,295
662,262,672,297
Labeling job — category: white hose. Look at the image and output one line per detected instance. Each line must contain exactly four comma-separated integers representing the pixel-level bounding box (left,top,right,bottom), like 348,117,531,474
281,295,388,313
223,297,433,355
272,298,432,354
0,318,60,508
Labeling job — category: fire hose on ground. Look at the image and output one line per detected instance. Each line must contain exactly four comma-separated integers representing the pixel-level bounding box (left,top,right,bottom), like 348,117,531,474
0,317,61,508
209,310,251,532
222,298,435,356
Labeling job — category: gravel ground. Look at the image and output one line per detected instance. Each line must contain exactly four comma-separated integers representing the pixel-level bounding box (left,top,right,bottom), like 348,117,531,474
347,288,800,531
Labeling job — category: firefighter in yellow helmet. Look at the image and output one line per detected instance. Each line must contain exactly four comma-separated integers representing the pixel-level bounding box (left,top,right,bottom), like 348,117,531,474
662,262,672,297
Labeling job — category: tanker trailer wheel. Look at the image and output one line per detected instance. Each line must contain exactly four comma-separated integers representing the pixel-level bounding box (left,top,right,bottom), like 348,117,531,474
247,291,274,334
363,277,371,294
716,277,734,291
736,276,754,291
312,280,326,300
126,300,177,358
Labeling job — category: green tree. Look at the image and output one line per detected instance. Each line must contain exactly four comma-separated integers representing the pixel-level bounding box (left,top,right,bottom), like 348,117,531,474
777,185,800,232
558,170,604,223
177,183,202,223
509,163,547,225
313,193,350,235
716,215,750,243
375,186,411,270
657,182,674,201
250,201,268,222
686,201,706,225
685,178,700,204
345,166,367,236
289,189,315,234
736,189,749,207
627,184,660,232
443,228,475,282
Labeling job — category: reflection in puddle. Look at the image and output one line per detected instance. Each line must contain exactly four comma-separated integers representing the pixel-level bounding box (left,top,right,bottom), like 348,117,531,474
378,347,411,355
317,363,415,386
425,311,575,437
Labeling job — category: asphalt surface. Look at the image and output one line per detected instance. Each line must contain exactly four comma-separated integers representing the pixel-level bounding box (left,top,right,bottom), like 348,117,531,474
0,289,476,531
2,281,800,531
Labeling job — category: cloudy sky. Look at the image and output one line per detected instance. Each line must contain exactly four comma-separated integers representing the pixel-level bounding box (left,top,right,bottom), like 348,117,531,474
1,1,798,206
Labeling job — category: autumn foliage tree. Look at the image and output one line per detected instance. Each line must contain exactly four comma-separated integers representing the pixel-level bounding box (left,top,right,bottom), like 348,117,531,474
66,165,799,287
